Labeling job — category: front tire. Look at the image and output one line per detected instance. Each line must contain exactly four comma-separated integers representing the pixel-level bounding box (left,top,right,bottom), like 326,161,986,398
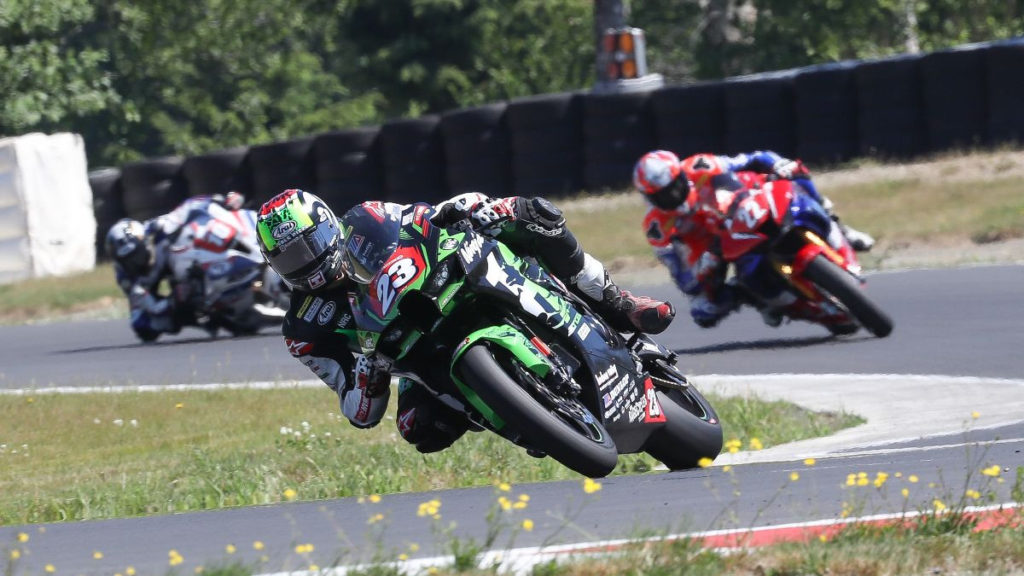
644,364,724,470
804,254,893,338
457,344,618,478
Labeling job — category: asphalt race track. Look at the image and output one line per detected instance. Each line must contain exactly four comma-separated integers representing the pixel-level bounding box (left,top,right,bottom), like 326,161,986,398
1,265,1022,575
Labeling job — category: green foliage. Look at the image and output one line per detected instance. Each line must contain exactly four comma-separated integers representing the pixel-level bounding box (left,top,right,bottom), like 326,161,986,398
2,0,1024,167
0,0,120,135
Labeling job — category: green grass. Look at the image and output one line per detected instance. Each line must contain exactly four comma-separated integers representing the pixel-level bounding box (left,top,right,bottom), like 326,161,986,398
0,387,861,526
0,263,122,324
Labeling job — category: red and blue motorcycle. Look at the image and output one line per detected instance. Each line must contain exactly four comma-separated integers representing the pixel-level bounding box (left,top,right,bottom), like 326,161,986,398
720,179,893,337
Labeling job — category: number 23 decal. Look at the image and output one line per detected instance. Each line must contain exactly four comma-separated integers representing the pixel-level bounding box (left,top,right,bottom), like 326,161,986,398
376,257,419,314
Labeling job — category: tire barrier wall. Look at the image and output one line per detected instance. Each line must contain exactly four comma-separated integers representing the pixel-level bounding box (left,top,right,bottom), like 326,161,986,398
246,137,316,209
506,92,584,198
582,91,655,191
379,115,448,204
120,156,187,222
88,168,124,260
921,45,990,151
985,39,1024,146
312,127,383,210
794,63,859,165
181,146,250,199
651,82,725,158
723,72,798,159
102,40,1024,233
855,54,927,159
441,103,512,198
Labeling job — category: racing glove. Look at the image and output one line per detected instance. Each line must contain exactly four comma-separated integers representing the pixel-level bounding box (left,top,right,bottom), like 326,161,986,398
772,158,811,180
469,197,516,232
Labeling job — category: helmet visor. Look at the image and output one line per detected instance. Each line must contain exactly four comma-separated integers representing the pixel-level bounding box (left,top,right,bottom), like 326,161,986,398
270,221,342,289
649,176,689,211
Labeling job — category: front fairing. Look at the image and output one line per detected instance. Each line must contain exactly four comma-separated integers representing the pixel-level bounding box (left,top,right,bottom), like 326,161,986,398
349,204,468,356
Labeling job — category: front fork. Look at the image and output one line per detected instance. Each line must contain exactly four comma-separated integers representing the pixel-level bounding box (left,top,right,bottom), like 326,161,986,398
772,229,861,300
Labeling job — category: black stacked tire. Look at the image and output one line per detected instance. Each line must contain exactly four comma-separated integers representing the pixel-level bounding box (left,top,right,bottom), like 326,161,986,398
723,72,798,158
855,55,927,159
804,254,893,338
441,103,512,197
651,82,725,157
921,46,990,152
986,40,1024,145
89,168,125,260
582,91,656,191
120,156,187,221
312,127,383,210
506,92,584,198
457,344,618,478
246,138,316,208
181,147,250,198
380,116,447,204
795,63,859,165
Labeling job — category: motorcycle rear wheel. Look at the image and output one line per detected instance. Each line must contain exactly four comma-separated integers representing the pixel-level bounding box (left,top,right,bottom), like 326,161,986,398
804,255,893,338
456,343,619,478
643,363,724,470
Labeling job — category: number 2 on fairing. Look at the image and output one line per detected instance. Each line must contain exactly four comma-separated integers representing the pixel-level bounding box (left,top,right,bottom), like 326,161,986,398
737,192,769,229
376,257,418,314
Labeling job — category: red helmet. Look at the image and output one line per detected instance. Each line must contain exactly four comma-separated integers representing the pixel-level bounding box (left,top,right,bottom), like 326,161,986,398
633,150,692,211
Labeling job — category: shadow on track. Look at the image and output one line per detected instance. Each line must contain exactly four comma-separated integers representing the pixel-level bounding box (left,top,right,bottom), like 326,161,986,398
675,333,871,356
55,333,275,355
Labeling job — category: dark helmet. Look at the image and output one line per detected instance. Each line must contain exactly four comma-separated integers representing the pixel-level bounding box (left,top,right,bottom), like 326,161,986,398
256,189,345,291
633,150,693,212
338,201,402,285
105,218,152,276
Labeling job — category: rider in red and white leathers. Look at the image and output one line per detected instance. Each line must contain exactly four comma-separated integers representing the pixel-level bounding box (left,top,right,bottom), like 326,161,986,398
633,150,874,328
257,189,675,454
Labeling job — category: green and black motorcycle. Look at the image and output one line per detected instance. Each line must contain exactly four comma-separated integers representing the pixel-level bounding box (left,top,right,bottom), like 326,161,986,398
342,202,723,478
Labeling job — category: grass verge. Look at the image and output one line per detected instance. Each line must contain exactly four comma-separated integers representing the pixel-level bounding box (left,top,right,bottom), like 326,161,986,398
0,387,861,526
0,263,122,325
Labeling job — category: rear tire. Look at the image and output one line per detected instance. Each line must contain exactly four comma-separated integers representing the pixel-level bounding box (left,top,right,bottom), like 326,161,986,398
804,254,893,337
457,344,618,478
644,365,724,471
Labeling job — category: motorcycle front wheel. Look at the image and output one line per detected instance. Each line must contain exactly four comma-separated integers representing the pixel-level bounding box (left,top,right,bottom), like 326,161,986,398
456,343,619,478
804,254,893,338
643,361,724,470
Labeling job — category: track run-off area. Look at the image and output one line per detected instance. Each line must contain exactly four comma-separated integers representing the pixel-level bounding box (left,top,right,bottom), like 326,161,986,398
1,265,1022,575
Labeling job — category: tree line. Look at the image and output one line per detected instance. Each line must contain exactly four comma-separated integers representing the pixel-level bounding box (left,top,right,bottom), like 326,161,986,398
2,0,1021,168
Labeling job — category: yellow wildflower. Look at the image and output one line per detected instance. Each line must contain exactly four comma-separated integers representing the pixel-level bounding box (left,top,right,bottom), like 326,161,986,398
284,489,297,501
583,478,603,494
697,457,713,468
749,438,763,451
522,519,534,531
93,551,104,560
253,541,264,551
225,545,236,554
804,458,816,466
789,472,800,482
982,465,1001,477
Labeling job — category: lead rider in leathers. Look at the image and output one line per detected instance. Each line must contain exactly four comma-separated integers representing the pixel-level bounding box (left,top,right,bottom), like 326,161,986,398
256,189,675,454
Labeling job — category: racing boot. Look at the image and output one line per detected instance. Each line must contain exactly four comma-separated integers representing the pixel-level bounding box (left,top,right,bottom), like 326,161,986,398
572,254,675,334
821,197,874,252
840,223,875,252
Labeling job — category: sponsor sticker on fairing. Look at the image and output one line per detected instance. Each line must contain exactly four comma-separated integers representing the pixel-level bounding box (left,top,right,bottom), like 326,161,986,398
643,378,667,423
